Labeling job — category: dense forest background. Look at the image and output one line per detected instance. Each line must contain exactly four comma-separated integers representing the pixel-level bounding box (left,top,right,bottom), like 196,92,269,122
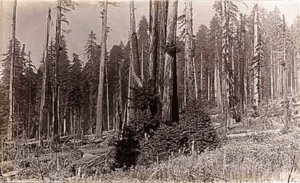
1,0,299,141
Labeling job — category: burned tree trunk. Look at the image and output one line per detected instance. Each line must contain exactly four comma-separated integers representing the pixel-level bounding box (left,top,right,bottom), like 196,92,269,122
39,8,51,144
162,0,178,123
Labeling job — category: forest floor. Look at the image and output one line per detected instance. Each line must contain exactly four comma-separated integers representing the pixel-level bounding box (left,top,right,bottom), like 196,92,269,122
1,98,300,182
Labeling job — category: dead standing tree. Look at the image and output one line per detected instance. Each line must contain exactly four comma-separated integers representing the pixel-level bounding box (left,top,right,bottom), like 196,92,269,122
38,8,51,145
8,0,17,142
125,0,142,127
184,0,197,109
96,0,108,139
162,0,179,123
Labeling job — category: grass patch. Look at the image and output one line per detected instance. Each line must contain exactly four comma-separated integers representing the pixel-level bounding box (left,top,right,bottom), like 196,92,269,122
93,131,300,182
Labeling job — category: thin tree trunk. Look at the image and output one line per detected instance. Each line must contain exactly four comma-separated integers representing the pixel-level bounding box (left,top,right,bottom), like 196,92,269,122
291,47,294,95
126,60,132,125
253,3,259,106
63,108,66,136
283,15,289,131
89,89,93,135
117,61,123,138
294,49,298,95
112,94,115,131
121,103,127,139
141,44,144,82
39,8,51,144
216,33,222,108
74,110,77,136
70,107,73,136
270,43,274,101
214,59,218,105
208,71,210,101
58,86,61,137
8,0,17,141
183,61,187,109
241,28,245,110
79,108,82,143
106,63,109,130
96,0,108,139
193,57,198,100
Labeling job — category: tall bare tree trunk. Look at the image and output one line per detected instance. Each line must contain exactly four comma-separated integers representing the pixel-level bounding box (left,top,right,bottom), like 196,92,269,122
183,62,187,109
63,108,66,136
105,63,109,130
96,0,108,139
193,57,198,100
70,107,73,136
54,1,62,140
58,86,61,137
8,0,17,141
126,61,132,126
141,44,144,82
215,33,222,108
253,3,259,106
39,8,51,144
185,0,196,107
117,61,123,138
89,89,93,134
294,48,298,95
270,43,274,101
208,71,210,101
158,0,168,101
162,0,178,123
149,0,159,93
200,53,203,99
126,0,142,127
28,70,31,140
291,48,294,95
283,15,289,131
48,41,53,139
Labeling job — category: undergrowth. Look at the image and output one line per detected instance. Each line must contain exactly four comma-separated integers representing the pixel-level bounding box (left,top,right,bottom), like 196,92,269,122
90,131,300,182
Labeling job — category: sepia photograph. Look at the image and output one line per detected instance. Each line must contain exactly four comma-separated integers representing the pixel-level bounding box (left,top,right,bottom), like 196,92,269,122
0,0,300,182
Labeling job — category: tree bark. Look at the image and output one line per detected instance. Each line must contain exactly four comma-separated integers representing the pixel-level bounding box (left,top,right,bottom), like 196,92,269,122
158,0,168,101
126,0,142,127
105,63,109,130
149,0,159,93
253,3,259,106
270,42,274,101
193,57,198,100
185,0,196,106
54,1,62,140
141,44,144,82
162,0,178,123
39,8,51,144
283,15,289,131
96,0,108,139
8,0,17,141
117,60,123,139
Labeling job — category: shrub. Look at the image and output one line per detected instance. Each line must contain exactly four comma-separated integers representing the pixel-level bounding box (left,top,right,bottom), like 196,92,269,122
113,85,219,169
136,103,220,166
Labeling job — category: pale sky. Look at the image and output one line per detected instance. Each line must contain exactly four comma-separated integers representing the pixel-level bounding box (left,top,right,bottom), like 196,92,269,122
1,0,299,69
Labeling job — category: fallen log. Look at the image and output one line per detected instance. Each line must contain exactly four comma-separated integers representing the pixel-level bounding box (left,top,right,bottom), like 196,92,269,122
1,170,20,178
70,152,107,178
228,129,280,138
